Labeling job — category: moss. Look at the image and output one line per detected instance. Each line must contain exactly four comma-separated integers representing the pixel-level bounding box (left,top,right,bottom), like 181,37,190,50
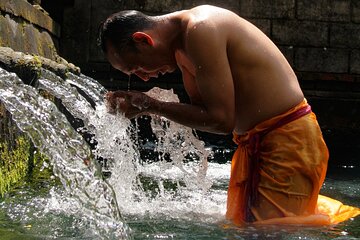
0,104,51,196
30,55,42,69
0,136,53,197
0,136,31,196
38,89,55,101
20,21,27,35
0,103,53,196
28,151,55,185
14,54,42,73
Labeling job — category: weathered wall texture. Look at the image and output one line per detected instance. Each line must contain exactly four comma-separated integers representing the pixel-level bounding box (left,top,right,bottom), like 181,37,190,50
0,0,61,60
61,0,360,82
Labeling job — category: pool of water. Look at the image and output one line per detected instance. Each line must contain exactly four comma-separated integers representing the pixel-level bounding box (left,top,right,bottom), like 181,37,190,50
0,162,359,240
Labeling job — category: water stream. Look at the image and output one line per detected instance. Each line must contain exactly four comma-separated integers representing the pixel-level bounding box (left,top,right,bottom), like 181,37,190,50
0,67,129,239
0,67,359,239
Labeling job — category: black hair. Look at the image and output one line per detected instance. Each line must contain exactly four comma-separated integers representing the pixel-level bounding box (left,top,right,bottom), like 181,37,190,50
98,10,154,53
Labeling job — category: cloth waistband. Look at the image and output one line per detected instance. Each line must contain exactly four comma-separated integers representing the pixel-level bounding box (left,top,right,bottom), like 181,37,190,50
233,99,312,221
233,99,311,145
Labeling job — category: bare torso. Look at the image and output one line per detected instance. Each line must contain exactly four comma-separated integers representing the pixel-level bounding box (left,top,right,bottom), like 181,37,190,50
174,5,304,134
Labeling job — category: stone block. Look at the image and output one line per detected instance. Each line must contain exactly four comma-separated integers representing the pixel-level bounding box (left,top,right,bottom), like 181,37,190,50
6,15,26,54
239,0,295,19
295,47,349,73
0,0,60,36
0,13,58,60
90,0,125,63
330,23,360,48
308,97,360,131
297,0,351,22
39,30,57,59
61,0,91,71
0,14,13,48
298,72,357,82
23,23,40,55
353,1,360,23
273,20,328,47
350,50,360,74
139,0,183,13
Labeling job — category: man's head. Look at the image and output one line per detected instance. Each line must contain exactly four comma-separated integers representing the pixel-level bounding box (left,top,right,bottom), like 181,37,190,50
98,10,176,81
98,10,154,54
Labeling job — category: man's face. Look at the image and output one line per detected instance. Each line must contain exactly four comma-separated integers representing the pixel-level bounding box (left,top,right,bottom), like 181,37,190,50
105,41,173,81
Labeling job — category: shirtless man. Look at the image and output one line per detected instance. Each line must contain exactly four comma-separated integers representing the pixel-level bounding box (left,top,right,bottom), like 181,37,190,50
97,5,352,225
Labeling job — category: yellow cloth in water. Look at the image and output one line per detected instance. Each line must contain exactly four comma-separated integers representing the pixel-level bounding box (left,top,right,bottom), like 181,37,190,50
226,100,360,225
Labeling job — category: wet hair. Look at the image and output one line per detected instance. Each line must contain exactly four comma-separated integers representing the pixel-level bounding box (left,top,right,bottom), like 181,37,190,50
98,10,154,53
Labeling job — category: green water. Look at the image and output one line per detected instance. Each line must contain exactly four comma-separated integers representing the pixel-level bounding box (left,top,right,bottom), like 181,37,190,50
0,163,359,240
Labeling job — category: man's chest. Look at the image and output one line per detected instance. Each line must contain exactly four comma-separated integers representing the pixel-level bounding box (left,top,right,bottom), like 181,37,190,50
175,50,202,103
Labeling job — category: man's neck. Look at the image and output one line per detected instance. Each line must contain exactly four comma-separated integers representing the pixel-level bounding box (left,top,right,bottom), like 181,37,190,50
155,12,185,51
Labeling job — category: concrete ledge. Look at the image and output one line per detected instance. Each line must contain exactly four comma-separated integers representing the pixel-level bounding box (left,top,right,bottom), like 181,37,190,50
0,0,60,37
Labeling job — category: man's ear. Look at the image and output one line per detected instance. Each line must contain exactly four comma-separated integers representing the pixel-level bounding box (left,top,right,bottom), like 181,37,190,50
132,32,154,46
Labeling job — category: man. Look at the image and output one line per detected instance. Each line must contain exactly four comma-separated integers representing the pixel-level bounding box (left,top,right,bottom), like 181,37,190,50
98,5,359,225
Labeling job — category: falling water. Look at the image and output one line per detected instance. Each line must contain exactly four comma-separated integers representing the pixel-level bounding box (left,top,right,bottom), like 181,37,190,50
0,67,130,239
87,86,227,225
37,69,95,124
66,72,107,107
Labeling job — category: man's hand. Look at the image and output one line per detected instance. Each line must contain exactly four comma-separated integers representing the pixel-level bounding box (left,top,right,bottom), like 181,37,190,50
104,90,153,118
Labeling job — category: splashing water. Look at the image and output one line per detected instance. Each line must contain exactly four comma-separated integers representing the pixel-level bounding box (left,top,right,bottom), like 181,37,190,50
0,67,130,239
0,66,225,238
145,87,212,192
40,69,223,222
89,87,222,223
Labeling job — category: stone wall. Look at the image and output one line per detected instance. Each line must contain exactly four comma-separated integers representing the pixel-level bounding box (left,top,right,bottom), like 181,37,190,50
61,1,360,81
0,0,61,60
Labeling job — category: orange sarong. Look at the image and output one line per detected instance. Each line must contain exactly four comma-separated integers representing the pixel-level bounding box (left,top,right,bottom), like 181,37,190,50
226,99,360,226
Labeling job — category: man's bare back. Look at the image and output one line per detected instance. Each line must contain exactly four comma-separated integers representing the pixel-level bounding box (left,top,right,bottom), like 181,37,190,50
174,5,304,133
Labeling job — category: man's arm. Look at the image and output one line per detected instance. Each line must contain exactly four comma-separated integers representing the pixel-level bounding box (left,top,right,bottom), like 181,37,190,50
106,22,236,134
105,90,233,134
